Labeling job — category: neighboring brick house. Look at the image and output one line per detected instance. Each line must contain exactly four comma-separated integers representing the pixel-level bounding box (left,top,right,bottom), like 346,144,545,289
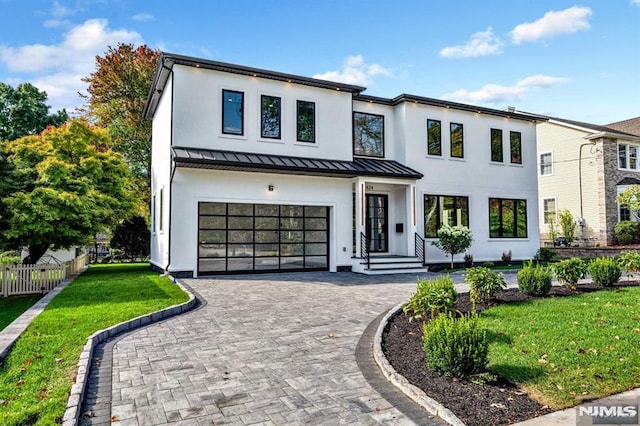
607,116,640,137
535,117,640,246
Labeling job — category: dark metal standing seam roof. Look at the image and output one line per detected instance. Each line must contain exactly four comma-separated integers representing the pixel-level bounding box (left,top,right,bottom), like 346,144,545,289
172,147,423,179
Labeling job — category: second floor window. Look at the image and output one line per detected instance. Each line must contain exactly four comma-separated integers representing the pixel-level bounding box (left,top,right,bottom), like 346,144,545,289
510,131,522,164
540,152,553,176
427,119,442,156
297,100,315,143
450,123,464,158
353,111,384,157
619,143,639,170
261,95,281,139
491,128,503,162
222,89,243,135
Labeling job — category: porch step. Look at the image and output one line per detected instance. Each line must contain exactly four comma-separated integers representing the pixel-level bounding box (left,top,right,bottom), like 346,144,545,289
352,255,428,275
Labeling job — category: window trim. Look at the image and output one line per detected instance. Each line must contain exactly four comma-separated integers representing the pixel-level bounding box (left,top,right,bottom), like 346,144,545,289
296,100,316,143
542,197,557,225
423,194,470,238
260,94,282,140
539,151,553,176
221,89,244,136
427,119,442,157
353,111,385,158
489,197,528,239
450,122,464,159
510,131,522,165
491,128,503,163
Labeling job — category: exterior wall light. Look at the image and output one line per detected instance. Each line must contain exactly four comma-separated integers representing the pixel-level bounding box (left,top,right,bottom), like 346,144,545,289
268,185,274,191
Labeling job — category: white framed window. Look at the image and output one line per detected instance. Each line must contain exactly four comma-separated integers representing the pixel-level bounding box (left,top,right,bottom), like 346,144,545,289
619,143,640,171
542,198,557,224
539,152,553,176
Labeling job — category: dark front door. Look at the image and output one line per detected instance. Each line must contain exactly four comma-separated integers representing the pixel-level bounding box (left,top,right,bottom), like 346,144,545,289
366,194,388,252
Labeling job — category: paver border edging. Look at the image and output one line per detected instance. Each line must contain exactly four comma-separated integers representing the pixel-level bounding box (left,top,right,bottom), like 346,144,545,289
62,276,197,426
373,303,466,426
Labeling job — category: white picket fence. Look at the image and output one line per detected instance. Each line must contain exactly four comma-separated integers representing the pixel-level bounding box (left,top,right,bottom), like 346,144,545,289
0,253,90,298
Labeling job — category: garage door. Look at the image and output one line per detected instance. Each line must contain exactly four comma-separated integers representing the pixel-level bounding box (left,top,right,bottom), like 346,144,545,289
198,202,329,274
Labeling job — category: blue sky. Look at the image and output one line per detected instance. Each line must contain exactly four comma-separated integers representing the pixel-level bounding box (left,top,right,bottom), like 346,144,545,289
0,0,638,124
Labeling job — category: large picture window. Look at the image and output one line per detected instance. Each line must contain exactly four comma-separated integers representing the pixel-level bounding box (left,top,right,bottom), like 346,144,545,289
510,131,522,164
539,152,553,176
296,100,315,143
354,112,384,157
491,128,503,162
427,119,442,156
489,198,528,238
424,195,469,238
450,122,464,158
261,95,281,139
222,89,243,135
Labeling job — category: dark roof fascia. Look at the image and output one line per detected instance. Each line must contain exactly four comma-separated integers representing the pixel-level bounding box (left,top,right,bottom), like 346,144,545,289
354,94,542,122
171,147,423,180
547,117,638,137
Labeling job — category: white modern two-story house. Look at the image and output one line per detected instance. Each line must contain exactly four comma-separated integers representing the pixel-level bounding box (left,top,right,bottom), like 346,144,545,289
144,53,540,277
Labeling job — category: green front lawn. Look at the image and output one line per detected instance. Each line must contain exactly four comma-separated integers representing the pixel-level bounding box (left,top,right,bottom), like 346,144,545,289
0,263,189,425
0,295,42,331
483,286,640,408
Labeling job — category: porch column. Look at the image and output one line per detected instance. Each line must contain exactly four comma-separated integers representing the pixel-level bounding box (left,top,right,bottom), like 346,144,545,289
354,178,367,258
406,184,419,256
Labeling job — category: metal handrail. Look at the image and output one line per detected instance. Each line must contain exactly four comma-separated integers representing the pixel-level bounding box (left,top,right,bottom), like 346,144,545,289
415,232,426,265
360,232,370,270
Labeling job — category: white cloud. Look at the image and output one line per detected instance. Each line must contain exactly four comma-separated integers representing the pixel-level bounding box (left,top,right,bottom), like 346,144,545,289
313,55,392,86
0,19,143,112
132,13,154,22
443,74,569,104
632,0,640,5
510,6,592,44
440,27,503,58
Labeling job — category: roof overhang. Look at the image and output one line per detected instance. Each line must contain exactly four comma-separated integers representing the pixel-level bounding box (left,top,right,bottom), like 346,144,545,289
172,147,423,180
584,131,640,142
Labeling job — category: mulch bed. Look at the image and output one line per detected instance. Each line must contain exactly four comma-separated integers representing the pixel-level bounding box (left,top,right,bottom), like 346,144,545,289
381,281,640,426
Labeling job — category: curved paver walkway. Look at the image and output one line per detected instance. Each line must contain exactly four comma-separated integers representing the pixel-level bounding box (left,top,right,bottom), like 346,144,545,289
107,272,464,425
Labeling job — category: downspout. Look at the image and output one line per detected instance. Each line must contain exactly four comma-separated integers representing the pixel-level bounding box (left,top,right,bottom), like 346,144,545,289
578,141,596,239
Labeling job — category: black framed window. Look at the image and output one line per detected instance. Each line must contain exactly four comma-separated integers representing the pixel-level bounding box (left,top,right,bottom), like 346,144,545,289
222,89,244,135
620,205,631,222
489,198,527,238
427,119,442,156
510,131,522,164
424,195,469,238
261,95,281,139
353,111,384,158
491,128,503,162
450,122,464,158
296,100,315,143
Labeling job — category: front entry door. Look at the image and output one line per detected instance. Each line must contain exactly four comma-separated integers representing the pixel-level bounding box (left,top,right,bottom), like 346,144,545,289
366,194,388,252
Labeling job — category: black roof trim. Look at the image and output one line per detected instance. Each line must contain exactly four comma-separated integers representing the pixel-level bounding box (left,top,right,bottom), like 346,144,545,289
144,53,366,119
354,94,542,122
617,177,640,186
172,147,423,180
547,116,639,138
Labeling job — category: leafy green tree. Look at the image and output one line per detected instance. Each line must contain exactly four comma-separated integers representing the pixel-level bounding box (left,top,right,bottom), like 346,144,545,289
431,224,473,269
557,209,576,244
1,120,135,263
81,44,160,216
616,185,640,220
110,216,150,261
0,82,67,141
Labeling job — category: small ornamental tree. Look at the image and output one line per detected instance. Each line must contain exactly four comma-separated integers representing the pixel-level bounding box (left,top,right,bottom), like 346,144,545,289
557,209,576,244
431,224,473,269
110,216,150,261
616,185,640,220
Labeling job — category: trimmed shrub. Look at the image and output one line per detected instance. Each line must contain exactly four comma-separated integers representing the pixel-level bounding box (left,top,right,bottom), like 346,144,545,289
534,247,557,263
464,253,474,267
614,221,639,245
517,261,552,296
589,257,621,287
552,257,588,288
558,209,576,244
402,275,457,321
465,266,507,306
422,313,488,378
618,250,640,280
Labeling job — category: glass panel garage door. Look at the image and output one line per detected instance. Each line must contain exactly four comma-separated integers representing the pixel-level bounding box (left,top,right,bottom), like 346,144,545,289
198,202,329,274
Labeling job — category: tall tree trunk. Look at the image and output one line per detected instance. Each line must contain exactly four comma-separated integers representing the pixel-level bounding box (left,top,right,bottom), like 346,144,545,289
23,243,49,264
451,254,454,270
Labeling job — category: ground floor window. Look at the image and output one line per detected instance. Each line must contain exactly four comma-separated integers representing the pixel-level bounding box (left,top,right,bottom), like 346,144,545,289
619,205,631,222
424,195,469,238
489,198,527,238
542,198,556,224
198,202,329,274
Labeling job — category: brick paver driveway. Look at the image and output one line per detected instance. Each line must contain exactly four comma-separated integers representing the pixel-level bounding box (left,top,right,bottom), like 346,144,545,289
108,272,448,425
